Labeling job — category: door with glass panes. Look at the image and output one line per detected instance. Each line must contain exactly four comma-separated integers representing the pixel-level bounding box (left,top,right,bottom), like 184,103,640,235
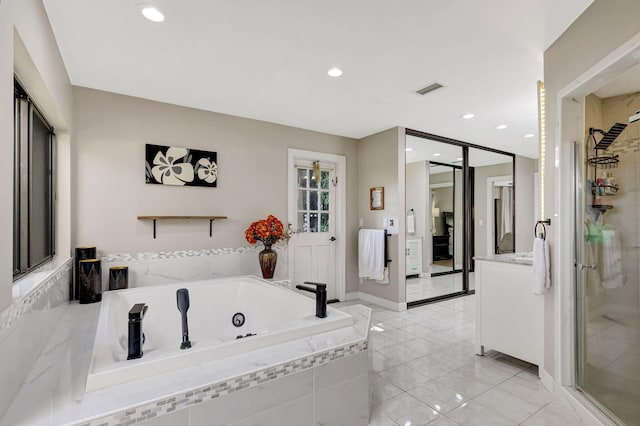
292,162,337,299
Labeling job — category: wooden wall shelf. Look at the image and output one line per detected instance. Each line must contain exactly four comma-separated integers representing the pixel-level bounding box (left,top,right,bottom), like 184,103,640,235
137,216,228,239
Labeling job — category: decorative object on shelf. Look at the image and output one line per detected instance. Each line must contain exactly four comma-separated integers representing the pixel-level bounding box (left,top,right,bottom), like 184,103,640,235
74,246,96,300
79,259,102,304
370,186,384,210
145,144,218,187
245,215,292,279
109,266,129,291
137,215,228,238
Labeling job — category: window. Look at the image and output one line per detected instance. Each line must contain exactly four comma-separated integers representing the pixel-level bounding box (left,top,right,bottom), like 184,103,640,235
13,79,55,279
296,166,331,233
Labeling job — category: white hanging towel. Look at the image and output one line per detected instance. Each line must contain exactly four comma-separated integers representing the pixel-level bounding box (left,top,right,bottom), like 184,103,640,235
532,237,551,295
407,211,416,234
601,229,624,289
358,229,385,281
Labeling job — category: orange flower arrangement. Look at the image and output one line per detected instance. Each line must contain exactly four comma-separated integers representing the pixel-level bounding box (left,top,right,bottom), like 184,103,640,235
245,215,291,247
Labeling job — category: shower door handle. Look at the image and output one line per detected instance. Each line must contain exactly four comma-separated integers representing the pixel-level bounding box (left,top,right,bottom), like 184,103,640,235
578,263,597,270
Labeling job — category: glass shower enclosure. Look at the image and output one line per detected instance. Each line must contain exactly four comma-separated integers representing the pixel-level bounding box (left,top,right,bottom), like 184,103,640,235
575,94,640,425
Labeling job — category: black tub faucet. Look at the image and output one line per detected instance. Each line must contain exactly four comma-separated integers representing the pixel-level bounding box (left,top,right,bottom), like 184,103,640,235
295,281,327,318
127,303,148,360
176,288,192,349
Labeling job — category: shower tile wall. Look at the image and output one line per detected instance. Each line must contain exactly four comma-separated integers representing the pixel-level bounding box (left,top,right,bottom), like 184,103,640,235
586,93,640,314
101,246,289,289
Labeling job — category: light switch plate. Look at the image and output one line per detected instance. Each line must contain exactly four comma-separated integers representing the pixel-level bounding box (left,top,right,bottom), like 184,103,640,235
388,218,399,234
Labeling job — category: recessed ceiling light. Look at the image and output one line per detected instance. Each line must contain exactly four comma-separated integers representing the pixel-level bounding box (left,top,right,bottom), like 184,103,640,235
524,133,536,138
405,148,413,152
327,67,343,77
457,157,463,161
141,5,165,22
433,153,441,157
461,113,475,120
496,124,508,130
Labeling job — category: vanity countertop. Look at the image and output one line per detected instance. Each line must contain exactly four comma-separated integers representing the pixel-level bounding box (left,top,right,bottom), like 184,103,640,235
474,252,533,266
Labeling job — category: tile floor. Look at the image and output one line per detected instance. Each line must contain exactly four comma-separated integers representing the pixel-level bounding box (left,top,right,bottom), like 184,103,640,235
406,273,474,302
336,295,588,425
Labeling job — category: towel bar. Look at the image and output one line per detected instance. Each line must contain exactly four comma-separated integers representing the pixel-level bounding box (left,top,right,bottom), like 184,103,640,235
534,219,551,240
384,229,392,267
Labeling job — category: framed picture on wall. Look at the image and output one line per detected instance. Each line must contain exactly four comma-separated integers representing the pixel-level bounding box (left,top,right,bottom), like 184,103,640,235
370,187,384,210
145,144,218,187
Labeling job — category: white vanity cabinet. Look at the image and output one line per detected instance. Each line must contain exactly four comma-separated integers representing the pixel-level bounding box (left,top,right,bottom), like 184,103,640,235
406,236,423,277
475,254,543,369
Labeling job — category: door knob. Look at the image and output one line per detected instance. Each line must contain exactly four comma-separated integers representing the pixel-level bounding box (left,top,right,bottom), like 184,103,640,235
330,236,336,241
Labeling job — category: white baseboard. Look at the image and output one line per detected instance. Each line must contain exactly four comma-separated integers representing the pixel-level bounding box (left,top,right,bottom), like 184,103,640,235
539,368,554,393
345,291,406,312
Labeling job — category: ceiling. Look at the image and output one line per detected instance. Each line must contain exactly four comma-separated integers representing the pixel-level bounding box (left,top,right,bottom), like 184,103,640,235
406,135,512,175
43,0,593,158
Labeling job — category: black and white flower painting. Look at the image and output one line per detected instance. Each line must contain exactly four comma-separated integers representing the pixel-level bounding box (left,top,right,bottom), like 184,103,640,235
145,144,218,187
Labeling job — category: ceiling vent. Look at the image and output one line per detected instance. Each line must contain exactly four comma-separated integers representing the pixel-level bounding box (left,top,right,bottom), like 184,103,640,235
416,82,444,96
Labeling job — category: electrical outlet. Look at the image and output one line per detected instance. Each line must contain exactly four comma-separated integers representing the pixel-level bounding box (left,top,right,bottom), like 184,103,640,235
383,218,388,228
359,218,364,227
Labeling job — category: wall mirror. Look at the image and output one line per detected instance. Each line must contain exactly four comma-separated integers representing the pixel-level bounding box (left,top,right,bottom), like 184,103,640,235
468,147,515,254
405,136,463,302
405,132,516,304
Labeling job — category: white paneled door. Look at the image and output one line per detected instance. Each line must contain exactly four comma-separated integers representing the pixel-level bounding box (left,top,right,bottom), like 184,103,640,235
288,150,345,301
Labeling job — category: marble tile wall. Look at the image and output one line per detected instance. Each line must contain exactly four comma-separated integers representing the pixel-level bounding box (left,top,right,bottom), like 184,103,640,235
100,246,289,289
0,259,72,418
135,351,368,426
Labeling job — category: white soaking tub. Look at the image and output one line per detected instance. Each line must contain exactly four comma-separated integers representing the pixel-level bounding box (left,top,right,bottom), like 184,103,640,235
86,275,353,391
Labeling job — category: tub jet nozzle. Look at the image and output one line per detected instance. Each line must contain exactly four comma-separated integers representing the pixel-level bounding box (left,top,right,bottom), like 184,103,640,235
176,288,192,349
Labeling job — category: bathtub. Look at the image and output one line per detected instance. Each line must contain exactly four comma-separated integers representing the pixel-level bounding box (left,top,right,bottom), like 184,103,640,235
86,275,353,391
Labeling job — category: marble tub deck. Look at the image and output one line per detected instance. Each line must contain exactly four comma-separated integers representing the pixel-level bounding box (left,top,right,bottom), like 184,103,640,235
1,302,371,426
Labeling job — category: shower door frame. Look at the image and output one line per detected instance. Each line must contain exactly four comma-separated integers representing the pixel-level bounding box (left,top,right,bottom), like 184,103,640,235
554,32,640,425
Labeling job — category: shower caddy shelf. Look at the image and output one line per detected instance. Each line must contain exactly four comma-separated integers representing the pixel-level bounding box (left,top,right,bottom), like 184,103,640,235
587,126,626,216
137,216,228,239
591,183,619,196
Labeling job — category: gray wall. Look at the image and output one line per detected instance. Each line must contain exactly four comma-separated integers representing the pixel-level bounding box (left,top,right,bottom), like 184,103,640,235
357,127,405,303
72,87,360,293
0,0,73,310
544,0,640,379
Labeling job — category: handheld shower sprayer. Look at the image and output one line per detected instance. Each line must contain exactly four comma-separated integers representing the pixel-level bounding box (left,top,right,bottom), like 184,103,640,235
176,288,192,349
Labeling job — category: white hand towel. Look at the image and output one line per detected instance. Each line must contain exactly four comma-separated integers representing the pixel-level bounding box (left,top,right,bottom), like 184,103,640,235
601,229,624,289
407,214,416,234
358,229,385,281
376,267,389,284
544,239,551,289
532,237,549,295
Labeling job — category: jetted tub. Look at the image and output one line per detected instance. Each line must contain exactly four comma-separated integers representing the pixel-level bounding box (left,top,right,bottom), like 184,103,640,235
86,275,353,391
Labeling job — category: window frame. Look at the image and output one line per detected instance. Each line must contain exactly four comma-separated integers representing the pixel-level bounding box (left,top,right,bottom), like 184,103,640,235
13,78,56,280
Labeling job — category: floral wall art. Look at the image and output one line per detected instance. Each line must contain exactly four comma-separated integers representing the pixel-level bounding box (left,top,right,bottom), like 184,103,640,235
145,144,218,187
